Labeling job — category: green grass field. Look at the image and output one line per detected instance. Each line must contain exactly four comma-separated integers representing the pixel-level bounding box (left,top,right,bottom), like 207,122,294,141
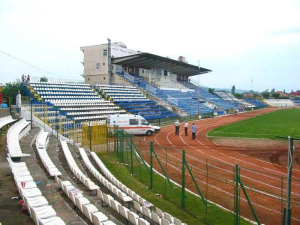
208,109,300,139
98,152,251,225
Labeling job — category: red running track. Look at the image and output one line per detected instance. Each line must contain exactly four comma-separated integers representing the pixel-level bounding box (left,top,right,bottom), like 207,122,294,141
140,108,300,225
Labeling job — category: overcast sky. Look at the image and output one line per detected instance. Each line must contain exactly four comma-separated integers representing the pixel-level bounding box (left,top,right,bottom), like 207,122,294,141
0,0,299,92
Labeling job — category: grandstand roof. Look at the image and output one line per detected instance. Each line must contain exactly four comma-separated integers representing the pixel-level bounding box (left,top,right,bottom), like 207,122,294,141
112,53,212,76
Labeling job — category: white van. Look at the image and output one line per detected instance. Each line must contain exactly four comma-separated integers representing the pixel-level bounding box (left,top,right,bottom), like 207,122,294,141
107,114,160,136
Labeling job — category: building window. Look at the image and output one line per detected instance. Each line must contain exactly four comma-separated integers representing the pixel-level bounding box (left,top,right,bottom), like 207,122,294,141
142,70,144,73
164,70,168,76
103,50,107,56
103,63,105,65
96,63,100,70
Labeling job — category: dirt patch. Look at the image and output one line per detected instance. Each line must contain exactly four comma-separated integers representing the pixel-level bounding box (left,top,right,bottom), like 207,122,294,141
0,112,34,225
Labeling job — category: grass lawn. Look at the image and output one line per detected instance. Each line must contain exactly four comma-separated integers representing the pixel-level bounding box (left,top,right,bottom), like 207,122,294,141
98,152,252,225
208,109,300,139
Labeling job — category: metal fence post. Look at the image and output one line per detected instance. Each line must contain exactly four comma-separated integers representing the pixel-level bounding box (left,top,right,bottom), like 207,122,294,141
89,121,92,151
149,141,153,189
235,164,240,225
181,150,186,209
130,135,133,175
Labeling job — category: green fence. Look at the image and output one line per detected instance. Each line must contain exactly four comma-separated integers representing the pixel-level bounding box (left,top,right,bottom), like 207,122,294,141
111,125,300,225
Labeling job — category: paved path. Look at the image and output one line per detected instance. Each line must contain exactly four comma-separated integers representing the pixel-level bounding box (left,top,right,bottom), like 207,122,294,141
21,128,87,225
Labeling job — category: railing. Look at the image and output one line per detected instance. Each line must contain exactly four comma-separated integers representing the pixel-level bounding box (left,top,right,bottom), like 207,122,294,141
124,71,135,83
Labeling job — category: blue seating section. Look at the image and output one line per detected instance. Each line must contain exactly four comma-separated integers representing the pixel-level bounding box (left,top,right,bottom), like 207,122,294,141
244,99,267,107
25,82,126,121
95,84,178,120
292,99,300,106
118,72,238,115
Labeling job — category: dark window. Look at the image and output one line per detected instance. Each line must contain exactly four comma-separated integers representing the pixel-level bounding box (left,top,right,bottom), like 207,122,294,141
96,63,100,70
141,119,148,125
164,70,168,76
103,50,107,56
142,70,144,73
103,77,106,80
103,63,105,65
129,119,139,125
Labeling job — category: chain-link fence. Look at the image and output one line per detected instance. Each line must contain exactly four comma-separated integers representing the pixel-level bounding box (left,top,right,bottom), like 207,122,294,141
111,125,300,225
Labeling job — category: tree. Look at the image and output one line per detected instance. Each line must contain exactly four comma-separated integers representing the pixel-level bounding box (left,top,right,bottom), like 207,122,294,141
3,79,25,97
234,93,243,99
208,88,215,94
271,88,275,93
271,92,280,99
2,79,26,104
261,91,270,99
40,76,48,82
231,85,236,95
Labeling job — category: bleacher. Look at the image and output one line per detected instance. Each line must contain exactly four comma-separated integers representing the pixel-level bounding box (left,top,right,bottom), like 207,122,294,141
264,99,296,108
25,82,126,122
244,99,267,108
292,99,300,106
95,84,178,120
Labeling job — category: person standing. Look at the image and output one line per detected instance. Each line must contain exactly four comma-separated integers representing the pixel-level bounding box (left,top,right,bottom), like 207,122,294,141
174,120,180,135
184,122,188,136
192,123,197,139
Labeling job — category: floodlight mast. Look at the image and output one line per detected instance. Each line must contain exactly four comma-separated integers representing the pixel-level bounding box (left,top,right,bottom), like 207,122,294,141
198,60,200,118
107,38,112,85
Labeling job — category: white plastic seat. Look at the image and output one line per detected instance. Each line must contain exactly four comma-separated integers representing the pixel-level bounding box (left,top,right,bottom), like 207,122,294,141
82,204,98,222
162,218,171,225
138,218,150,225
174,218,187,225
156,208,164,218
39,216,66,225
142,206,152,219
118,204,129,220
151,212,162,225
91,211,108,225
164,213,174,224
133,201,142,214
30,205,57,225
110,199,120,213
75,196,90,212
128,211,139,225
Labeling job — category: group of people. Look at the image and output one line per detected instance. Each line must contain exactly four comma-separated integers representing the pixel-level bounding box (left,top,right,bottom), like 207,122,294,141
21,74,30,84
174,120,197,139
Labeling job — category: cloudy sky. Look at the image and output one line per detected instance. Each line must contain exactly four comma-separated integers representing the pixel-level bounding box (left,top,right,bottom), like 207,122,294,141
0,0,299,92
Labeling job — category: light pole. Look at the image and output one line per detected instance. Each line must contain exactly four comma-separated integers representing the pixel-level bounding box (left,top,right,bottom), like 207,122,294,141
197,60,201,119
107,38,112,85
30,97,33,129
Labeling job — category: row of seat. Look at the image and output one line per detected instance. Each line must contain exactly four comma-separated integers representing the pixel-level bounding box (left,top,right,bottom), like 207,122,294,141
55,176,115,225
0,115,16,130
99,189,149,225
67,110,126,116
90,152,186,225
31,82,90,87
35,130,62,177
60,106,120,111
52,102,115,107
42,96,99,99
79,149,133,205
7,157,64,224
7,118,31,158
49,100,111,104
60,140,99,194
73,115,119,121
37,91,96,96
34,87,93,92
